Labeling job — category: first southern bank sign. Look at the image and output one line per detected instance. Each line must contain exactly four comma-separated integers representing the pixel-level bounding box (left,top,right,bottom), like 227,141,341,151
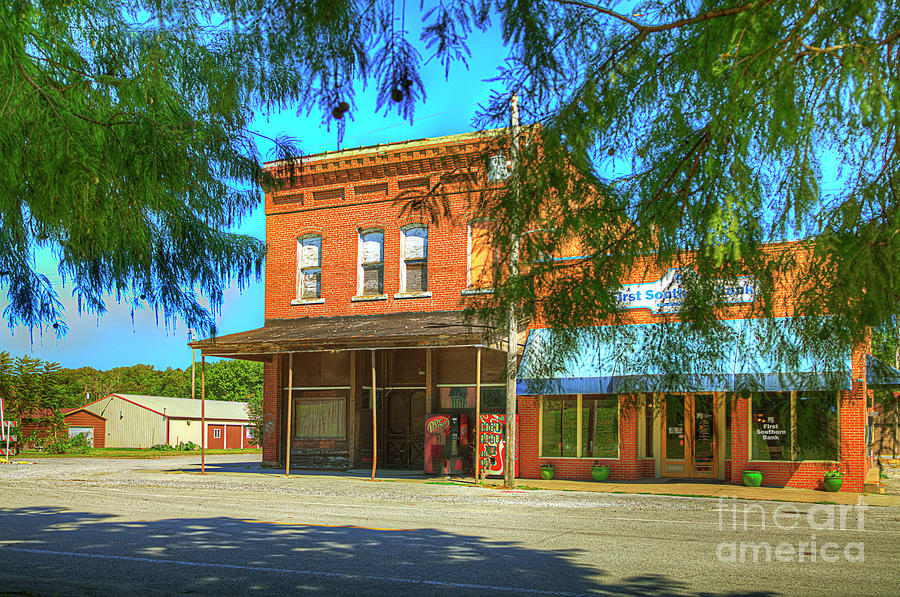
615,268,756,314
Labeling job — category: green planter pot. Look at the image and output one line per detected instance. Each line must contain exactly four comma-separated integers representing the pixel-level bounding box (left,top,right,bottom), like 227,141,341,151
540,465,555,480
823,477,843,492
742,470,763,487
591,466,610,482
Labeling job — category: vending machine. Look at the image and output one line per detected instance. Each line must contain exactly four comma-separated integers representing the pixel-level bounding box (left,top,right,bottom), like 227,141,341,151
424,413,469,475
478,414,519,477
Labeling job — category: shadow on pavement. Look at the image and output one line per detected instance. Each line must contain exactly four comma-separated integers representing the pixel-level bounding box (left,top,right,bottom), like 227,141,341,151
0,506,779,596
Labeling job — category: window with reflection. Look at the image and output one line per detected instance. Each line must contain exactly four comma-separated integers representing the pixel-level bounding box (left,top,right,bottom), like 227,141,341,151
752,392,838,461
541,395,619,458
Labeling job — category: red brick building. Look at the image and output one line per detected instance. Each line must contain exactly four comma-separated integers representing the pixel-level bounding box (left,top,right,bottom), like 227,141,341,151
191,130,897,492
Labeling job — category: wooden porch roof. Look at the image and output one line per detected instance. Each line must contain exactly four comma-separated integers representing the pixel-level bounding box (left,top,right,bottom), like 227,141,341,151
189,311,509,359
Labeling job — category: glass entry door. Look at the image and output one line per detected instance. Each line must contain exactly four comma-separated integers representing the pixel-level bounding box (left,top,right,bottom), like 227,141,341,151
662,394,717,479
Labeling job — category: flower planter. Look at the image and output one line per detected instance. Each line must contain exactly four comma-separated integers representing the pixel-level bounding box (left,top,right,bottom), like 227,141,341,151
823,477,842,492
591,465,610,482
540,465,555,480
742,470,763,487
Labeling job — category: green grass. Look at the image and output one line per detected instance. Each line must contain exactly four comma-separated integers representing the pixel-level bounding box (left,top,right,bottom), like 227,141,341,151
17,447,262,459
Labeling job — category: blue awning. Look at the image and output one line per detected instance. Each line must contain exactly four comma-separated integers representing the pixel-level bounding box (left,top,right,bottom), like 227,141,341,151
866,355,900,389
516,318,855,395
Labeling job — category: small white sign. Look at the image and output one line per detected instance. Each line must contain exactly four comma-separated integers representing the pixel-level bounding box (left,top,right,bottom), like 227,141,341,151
615,268,756,314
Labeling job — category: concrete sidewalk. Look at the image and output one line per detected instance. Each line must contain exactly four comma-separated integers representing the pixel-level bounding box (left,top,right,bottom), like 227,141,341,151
176,460,900,507
469,475,900,507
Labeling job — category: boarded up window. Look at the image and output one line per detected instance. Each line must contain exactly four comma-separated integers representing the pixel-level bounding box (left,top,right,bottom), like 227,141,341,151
469,221,493,288
294,398,346,439
297,235,322,299
405,263,427,293
402,226,427,293
359,230,384,295
398,177,429,190
273,191,303,206
354,182,389,196
312,187,345,201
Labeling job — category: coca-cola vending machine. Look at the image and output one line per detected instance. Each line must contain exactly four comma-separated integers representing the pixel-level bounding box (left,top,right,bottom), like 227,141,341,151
424,413,469,475
478,414,519,477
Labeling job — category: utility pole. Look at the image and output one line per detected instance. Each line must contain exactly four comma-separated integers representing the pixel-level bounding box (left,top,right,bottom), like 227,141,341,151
894,318,899,458
505,93,521,488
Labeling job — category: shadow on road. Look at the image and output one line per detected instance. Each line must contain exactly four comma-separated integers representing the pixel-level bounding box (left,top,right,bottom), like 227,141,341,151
0,506,779,596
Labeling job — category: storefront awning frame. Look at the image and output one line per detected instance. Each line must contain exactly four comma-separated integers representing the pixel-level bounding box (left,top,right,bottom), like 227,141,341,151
517,318,862,395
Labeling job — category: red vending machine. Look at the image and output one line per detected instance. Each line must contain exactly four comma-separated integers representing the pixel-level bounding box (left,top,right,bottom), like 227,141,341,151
424,413,469,475
478,414,519,477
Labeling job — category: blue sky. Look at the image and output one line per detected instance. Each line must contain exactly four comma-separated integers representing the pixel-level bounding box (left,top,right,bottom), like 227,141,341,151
0,13,507,370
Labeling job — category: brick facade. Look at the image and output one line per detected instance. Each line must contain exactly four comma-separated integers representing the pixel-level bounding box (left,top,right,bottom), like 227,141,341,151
251,130,870,491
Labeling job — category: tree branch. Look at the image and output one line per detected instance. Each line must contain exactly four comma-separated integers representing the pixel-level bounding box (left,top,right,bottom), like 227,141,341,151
552,0,761,34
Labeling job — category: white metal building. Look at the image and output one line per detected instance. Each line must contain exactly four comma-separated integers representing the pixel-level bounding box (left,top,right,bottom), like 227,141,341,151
83,394,254,449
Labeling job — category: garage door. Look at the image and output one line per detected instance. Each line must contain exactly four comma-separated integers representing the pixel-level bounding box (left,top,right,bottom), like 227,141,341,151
68,426,94,447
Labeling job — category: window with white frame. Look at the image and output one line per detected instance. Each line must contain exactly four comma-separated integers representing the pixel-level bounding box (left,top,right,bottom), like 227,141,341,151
297,235,322,300
358,229,384,296
213,428,221,439
400,226,427,293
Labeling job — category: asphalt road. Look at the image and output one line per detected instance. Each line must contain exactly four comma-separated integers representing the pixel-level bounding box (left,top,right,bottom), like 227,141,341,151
0,455,897,596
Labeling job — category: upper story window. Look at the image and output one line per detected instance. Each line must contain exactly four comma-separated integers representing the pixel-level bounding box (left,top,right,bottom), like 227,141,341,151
297,234,322,300
487,153,510,181
467,220,494,289
358,229,384,296
400,226,428,293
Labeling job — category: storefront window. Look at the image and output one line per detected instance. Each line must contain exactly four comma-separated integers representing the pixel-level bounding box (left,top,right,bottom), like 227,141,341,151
795,393,839,460
665,394,685,460
644,400,654,458
295,398,346,439
542,397,579,457
541,395,618,458
752,392,838,461
725,397,732,460
582,396,619,458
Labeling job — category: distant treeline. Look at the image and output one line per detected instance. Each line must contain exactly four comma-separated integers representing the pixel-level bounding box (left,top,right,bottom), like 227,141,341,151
54,359,262,409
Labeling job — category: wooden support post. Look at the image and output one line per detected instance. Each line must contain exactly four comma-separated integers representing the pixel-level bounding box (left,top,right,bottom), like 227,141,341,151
201,355,206,474
475,347,482,484
286,353,294,476
371,350,377,480
349,351,357,467
425,348,433,411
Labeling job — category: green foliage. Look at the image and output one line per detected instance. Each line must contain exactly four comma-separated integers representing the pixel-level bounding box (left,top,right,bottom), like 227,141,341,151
824,469,844,479
2,0,897,370
202,360,263,403
0,352,66,440
54,359,260,407
47,432,91,454
246,391,264,447
458,0,900,375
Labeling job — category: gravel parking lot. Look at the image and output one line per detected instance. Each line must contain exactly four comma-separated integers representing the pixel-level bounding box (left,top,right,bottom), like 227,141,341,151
0,453,719,513
2,455,898,596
